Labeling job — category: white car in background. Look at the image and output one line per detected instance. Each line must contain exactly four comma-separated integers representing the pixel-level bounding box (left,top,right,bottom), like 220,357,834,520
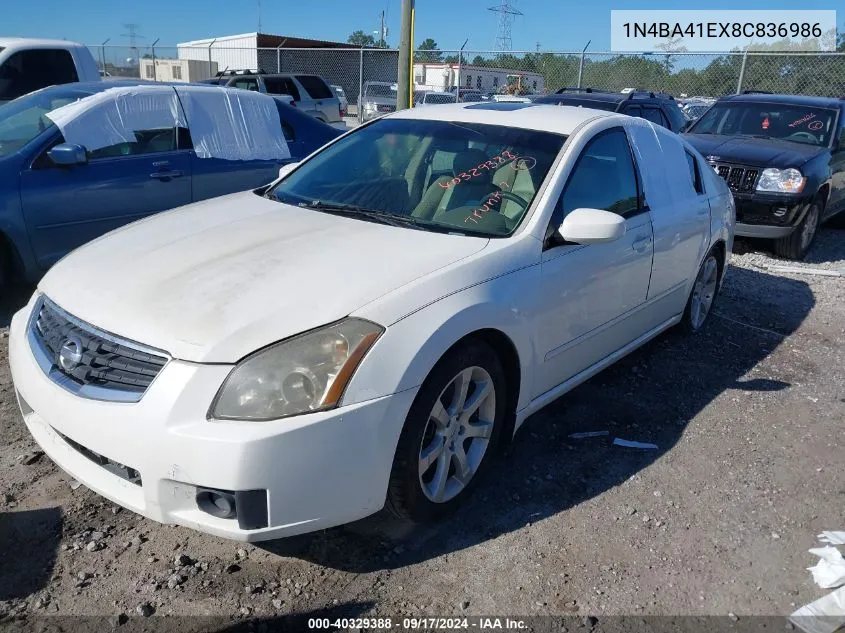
10,103,734,542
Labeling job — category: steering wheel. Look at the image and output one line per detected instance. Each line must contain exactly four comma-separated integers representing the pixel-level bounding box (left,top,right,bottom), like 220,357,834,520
498,191,530,212
786,131,818,143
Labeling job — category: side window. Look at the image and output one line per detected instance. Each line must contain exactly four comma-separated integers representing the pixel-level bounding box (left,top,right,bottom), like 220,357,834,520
87,128,177,160
685,151,704,195
665,103,688,131
0,49,79,101
642,107,668,128
270,77,301,101
294,75,333,100
558,128,640,220
232,78,259,91
476,76,482,90
623,104,642,119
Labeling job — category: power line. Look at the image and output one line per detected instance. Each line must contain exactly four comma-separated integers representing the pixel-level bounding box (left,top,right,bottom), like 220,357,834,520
121,23,144,63
488,0,523,51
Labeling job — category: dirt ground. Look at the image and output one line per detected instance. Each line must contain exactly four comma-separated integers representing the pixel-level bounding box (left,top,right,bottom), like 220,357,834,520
1,228,843,628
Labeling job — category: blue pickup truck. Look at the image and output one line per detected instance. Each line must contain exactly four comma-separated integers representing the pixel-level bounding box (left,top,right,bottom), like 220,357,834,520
0,81,342,286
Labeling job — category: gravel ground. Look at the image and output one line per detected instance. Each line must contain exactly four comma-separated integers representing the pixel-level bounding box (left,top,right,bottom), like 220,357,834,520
1,227,844,627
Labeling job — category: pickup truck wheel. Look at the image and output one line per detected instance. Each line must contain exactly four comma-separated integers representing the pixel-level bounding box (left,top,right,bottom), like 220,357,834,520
773,201,820,260
386,339,506,523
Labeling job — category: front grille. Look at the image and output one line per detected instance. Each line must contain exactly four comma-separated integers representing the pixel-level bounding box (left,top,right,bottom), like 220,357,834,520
28,297,168,403
712,163,759,193
376,104,395,113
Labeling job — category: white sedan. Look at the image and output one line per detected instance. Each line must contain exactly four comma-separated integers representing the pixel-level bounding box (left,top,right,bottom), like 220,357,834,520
9,103,734,542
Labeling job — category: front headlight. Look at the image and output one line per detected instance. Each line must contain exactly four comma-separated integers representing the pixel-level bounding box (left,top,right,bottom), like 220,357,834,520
756,168,806,194
210,319,383,421
364,102,377,112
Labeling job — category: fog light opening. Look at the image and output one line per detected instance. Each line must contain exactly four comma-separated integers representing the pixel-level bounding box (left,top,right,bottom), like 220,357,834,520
196,488,237,519
773,207,788,218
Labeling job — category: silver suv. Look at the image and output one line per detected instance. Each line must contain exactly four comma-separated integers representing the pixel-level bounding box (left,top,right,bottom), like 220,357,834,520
358,81,398,123
204,71,342,124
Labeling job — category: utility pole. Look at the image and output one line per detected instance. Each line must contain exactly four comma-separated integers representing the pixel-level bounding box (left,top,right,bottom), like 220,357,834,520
397,0,414,110
379,10,386,47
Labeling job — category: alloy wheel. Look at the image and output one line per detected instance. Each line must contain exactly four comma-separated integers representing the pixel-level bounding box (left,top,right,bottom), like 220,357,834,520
418,366,496,503
690,255,719,330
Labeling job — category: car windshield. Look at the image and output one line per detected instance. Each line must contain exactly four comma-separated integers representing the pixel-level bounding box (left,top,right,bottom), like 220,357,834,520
689,102,837,147
365,85,396,98
0,87,92,157
267,117,565,237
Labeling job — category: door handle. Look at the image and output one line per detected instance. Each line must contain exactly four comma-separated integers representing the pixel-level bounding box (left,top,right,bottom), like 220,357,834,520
632,235,652,253
149,170,184,180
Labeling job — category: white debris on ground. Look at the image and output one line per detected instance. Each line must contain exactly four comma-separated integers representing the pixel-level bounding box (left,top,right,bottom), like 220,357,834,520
791,532,845,633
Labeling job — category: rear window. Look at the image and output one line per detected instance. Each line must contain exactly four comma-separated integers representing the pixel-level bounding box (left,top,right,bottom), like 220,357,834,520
425,94,456,105
664,101,688,131
295,75,333,100
0,48,79,101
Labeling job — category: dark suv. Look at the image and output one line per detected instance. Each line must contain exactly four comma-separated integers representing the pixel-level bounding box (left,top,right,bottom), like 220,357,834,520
533,88,688,133
684,93,845,259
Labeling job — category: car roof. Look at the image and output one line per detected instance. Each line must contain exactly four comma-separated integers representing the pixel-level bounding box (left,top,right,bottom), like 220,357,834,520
27,81,274,99
0,37,87,49
389,102,613,135
719,93,844,108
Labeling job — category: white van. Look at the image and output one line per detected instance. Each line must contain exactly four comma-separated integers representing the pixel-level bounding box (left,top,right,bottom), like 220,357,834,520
0,38,100,104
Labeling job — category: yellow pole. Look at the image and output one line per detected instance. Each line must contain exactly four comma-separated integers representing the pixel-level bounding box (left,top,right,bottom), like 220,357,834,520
409,4,415,108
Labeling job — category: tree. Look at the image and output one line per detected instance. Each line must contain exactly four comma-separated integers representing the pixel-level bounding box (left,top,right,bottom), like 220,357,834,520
347,30,376,47
417,38,442,63
655,36,688,73
838,23,845,51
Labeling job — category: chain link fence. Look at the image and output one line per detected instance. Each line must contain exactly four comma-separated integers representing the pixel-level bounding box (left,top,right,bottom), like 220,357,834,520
89,44,845,104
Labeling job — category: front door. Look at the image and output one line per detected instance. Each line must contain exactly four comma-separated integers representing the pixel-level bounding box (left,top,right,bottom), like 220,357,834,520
20,133,192,270
533,127,654,398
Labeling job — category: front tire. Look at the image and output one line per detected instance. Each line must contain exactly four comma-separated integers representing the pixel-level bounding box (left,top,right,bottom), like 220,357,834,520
773,201,820,260
386,339,507,523
680,251,721,333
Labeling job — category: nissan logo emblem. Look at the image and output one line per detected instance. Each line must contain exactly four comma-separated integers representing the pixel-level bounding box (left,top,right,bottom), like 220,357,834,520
58,336,84,373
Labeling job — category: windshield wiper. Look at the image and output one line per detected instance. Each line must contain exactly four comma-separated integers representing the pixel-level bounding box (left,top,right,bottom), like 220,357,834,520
302,201,426,230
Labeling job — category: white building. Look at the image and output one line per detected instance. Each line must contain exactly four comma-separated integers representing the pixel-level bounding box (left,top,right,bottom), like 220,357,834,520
139,58,217,83
177,32,358,75
413,63,545,94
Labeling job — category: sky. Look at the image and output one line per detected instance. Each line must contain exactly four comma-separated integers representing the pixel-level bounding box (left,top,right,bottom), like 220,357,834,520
3,0,840,53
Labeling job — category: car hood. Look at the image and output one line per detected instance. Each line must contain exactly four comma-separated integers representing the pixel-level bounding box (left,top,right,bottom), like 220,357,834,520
683,134,825,169
38,191,489,363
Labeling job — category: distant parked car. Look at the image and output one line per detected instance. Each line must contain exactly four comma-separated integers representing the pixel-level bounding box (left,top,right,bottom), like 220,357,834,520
414,91,457,107
358,81,397,123
206,70,342,124
0,81,341,285
0,38,100,104
331,84,348,117
534,88,688,133
458,91,484,103
684,92,845,259
681,100,715,123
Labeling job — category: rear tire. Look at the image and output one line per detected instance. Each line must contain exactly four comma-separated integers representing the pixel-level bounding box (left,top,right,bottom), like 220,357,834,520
385,339,507,524
773,201,820,260
679,251,721,334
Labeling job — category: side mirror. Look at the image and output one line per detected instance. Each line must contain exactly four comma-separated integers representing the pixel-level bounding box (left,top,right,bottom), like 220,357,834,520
559,208,626,245
48,143,87,167
278,161,300,180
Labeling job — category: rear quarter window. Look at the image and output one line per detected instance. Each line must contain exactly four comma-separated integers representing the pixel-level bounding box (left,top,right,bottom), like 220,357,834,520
295,75,334,100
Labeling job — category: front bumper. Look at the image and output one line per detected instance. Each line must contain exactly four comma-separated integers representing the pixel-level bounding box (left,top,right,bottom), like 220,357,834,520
733,194,812,240
9,303,417,542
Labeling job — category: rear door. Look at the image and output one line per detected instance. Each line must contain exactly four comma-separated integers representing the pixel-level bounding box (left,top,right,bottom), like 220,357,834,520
20,126,191,269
